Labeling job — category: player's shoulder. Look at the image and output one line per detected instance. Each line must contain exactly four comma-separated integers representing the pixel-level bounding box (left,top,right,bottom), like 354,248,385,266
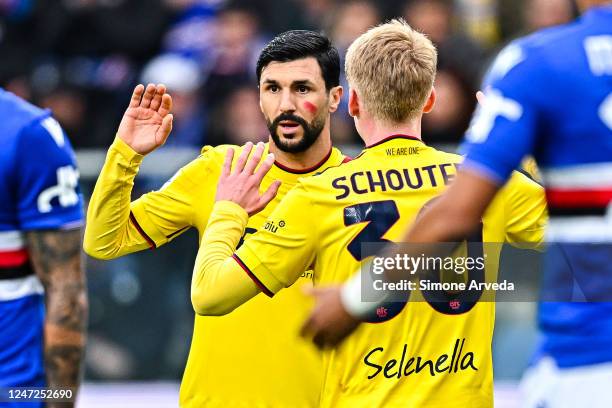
490,18,590,79
498,168,544,203
180,142,269,180
192,143,240,169
0,89,52,146
301,151,359,183
509,17,591,64
200,143,239,158
434,148,463,164
299,145,461,190
0,88,46,119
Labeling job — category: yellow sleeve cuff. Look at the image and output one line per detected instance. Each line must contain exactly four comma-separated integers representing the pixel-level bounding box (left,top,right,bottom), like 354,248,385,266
212,200,249,226
110,136,145,166
235,244,285,296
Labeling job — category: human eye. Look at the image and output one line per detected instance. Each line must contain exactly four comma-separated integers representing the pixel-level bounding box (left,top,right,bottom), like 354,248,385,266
266,84,279,93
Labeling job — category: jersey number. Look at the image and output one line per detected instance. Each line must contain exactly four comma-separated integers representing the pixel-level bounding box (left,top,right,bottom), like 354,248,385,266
344,200,485,321
37,166,79,213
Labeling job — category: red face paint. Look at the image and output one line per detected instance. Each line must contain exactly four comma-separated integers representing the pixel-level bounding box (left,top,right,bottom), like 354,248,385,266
303,101,317,114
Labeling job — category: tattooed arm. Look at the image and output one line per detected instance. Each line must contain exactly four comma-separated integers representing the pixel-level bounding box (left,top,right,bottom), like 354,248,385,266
26,228,87,407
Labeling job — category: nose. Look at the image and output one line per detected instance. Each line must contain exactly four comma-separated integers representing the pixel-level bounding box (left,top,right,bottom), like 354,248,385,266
279,88,296,113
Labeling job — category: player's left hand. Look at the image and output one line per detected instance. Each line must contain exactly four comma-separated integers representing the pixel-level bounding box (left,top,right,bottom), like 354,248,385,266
301,286,360,348
216,141,282,216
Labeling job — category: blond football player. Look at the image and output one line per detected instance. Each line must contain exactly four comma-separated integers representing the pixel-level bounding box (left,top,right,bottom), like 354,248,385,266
190,20,547,407
84,31,348,407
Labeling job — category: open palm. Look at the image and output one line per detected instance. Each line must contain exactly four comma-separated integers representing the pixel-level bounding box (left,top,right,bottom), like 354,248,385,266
117,83,174,155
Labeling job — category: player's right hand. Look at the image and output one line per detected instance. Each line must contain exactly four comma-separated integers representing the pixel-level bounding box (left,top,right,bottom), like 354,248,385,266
117,83,174,155
216,142,282,216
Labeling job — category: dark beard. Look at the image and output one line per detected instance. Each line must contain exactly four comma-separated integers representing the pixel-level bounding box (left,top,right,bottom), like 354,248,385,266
267,112,326,153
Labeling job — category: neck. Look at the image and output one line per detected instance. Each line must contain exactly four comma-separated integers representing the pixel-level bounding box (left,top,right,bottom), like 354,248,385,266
268,122,333,171
360,117,422,147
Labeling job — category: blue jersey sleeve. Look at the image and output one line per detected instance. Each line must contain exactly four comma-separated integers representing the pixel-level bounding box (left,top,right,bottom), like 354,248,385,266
15,116,84,230
460,42,545,183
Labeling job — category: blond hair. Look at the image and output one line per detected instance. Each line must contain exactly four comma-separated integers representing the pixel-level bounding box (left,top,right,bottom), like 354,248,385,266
345,19,437,123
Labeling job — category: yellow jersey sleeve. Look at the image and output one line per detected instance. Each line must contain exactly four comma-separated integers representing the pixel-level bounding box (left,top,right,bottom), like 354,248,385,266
84,138,216,259
84,137,150,258
236,182,318,295
191,200,260,315
501,171,548,246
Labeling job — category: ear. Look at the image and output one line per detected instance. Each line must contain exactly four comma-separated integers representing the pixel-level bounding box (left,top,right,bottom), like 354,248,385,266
348,88,360,118
328,86,343,113
423,87,436,114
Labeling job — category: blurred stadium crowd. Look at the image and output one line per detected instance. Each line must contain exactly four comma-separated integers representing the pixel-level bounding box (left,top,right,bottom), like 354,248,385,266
0,0,578,150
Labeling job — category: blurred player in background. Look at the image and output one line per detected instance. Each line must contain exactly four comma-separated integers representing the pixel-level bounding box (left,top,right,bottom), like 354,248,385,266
190,20,546,407
84,31,346,407
310,1,612,406
0,88,86,406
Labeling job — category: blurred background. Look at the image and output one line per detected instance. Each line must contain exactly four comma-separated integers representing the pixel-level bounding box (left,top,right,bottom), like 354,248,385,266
0,0,578,405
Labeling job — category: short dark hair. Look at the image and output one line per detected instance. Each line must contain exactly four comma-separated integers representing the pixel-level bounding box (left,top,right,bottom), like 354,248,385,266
256,30,340,90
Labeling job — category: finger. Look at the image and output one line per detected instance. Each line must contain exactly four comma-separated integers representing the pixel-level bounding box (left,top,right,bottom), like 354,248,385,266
253,152,275,183
140,83,156,108
150,84,166,111
476,91,486,106
157,94,172,118
158,93,173,117
222,148,235,178
129,84,145,108
243,142,265,175
234,142,254,174
156,114,173,146
256,180,281,212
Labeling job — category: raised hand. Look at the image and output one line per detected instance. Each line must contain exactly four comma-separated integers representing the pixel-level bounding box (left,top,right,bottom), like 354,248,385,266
216,142,282,216
117,83,174,155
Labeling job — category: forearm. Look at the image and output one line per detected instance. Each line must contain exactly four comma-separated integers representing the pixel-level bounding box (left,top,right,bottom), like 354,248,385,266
26,229,87,405
83,137,150,259
191,201,259,316
44,282,87,396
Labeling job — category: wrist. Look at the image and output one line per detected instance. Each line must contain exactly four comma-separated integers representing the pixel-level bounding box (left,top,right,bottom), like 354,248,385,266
112,135,144,164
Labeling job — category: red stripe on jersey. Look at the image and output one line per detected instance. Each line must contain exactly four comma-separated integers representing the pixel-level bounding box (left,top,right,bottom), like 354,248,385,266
342,156,353,163
232,254,274,297
366,134,422,148
0,249,29,268
129,212,156,249
546,189,612,208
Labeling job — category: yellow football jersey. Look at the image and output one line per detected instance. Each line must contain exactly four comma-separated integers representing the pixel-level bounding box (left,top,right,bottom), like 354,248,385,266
233,135,546,407
84,137,347,407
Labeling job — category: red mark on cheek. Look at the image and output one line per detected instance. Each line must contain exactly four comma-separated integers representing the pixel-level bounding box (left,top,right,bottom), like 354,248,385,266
303,101,317,114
